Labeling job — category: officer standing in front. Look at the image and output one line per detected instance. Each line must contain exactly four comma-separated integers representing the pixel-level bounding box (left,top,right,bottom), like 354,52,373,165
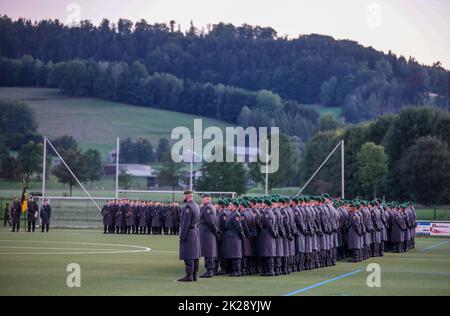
40,199,51,232
199,193,220,278
178,190,201,282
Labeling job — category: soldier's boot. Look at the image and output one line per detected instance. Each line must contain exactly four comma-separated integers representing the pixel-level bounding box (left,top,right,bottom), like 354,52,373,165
290,256,296,273
213,259,219,275
255,257,261,274
281,257,287,275
200,257,214,278
303,253,309,270
274,257,280,275
241,257,247,275
350,249,357,262
297,252,304,272
313,251,319,269
217,258,228,275
193,259,199,281
178,260,194,282
230,259,241,277
277,257,283,275
262,257,274,276
308,253,313,270
319,250,324,267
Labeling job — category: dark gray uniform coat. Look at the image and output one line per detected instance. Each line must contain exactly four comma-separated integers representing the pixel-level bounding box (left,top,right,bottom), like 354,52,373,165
179,200,201,260
348,211,363,250
256,208,277,257
40,204,51,225
199,202,219,258
222,210,244,259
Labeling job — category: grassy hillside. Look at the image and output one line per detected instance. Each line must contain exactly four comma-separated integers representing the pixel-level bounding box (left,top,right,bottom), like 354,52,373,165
0,87,231,157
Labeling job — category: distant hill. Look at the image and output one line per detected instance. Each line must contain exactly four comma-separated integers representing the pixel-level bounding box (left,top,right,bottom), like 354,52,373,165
0,87,230,158
0,15,448,124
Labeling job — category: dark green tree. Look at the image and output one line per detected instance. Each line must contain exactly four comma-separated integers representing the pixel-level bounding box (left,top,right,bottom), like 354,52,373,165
52,135,78,152
156,138,170,162
158,152,184,190
196,148,247,195
398,136,450,206
356,142,388,198
52,149,86,196
17,141,43,184
80,149,103,187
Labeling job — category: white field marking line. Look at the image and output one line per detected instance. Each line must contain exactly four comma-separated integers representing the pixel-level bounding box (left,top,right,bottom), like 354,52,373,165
370,256,450,262
420,240,449,252
0,239,177,253
381,269,450,276
0,246,122,251
0,240,151,255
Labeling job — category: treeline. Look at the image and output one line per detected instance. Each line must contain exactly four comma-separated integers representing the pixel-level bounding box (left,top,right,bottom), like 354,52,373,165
1,15,448,123
0,55,319,142
300,106,450,205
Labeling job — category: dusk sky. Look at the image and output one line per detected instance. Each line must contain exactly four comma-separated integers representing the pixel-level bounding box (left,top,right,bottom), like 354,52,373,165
1,0,449,68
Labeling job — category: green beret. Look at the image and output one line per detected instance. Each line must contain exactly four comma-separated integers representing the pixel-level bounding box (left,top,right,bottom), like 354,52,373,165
264,199,272,206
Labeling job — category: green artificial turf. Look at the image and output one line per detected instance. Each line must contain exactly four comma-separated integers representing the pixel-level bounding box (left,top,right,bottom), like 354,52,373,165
0,227,449,296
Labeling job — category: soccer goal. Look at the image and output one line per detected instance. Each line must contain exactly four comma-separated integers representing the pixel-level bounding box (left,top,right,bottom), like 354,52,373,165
35,196,112,228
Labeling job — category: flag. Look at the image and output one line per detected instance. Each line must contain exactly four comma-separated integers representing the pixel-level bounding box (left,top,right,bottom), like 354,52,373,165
21,187,28,213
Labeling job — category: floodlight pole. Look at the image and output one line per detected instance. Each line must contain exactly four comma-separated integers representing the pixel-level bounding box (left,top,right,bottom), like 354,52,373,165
41,136,47,210
341,140,345,199
265,139,269,195
189,138,194,191
115,137,120,199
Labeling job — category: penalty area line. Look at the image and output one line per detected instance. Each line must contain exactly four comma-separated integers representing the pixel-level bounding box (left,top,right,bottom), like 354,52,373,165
419,240,449,252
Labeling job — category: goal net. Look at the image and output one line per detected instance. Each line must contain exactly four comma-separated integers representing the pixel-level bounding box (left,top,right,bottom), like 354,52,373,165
36,196,112,228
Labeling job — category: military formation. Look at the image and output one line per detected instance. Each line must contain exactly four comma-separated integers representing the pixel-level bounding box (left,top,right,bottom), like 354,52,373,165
100,200,181,235
177,191,417,282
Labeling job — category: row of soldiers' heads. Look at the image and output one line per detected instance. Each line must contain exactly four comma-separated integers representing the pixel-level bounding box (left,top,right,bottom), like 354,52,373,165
105,200,180,206
213,193,414,213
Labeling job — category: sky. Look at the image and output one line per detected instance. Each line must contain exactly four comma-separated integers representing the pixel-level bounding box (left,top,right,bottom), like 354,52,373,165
1,0,449,68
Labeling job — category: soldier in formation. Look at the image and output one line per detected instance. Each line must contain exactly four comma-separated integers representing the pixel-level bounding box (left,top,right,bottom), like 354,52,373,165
100,199,181,235
177,193,416,278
